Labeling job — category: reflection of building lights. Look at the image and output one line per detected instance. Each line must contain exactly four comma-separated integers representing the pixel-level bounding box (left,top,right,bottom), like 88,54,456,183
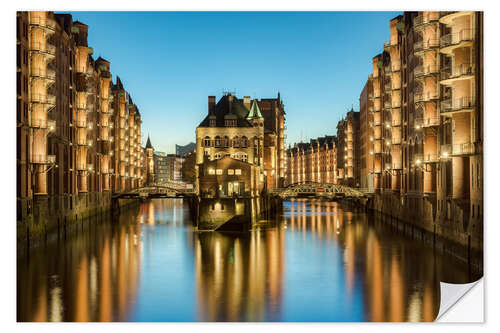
415,159,421,165
442,152,449,158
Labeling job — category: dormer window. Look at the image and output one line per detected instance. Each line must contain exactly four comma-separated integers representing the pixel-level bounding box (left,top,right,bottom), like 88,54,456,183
225,119,236,127
209,119,216,127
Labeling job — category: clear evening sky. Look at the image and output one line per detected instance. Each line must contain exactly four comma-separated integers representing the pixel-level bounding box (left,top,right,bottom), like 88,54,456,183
69,11,400,153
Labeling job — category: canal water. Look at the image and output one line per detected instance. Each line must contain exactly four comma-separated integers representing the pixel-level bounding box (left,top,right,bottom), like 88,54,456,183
17,198,481,322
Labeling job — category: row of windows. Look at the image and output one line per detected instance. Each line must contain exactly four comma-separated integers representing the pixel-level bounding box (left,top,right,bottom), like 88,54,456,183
208,168,242,176
203,136,252,148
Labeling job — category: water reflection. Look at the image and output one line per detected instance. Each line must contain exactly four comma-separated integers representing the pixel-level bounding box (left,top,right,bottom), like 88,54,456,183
17,198,479,322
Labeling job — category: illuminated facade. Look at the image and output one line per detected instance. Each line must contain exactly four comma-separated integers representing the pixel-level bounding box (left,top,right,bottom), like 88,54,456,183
16,11,145,242
286,136,338,185
359,11,483,254
195,93,286,197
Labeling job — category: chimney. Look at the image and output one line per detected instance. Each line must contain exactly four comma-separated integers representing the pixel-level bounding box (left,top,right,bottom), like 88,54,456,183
208,96,215,114
243,96,251,109
228,94,233,113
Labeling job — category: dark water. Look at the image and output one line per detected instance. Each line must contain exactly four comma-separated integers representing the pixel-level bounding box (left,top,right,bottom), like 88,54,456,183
17,198,480,322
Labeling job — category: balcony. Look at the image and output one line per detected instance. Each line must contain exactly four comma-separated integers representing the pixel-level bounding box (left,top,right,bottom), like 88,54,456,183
31,118,47,128
30,41,56,56
414,64,439,78
75,102,87,110
414,39,440,53
414,117,440,129
76,137,87,145
440,96,476,114
440,63,475,83
391,136,401,145
439,11,474,25
30,67,56,81
440,29,474,51
441,142,480,157
413,13,440,28
414,91,439,103
391,60,401,72
29,16,56,32
31,93,56,106
32,154,56,164
416,153,439,163
392,118,401,126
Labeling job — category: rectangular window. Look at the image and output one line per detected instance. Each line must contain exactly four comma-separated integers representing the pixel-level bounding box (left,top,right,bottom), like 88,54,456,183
216,169,223,175
208,168,215,175
228,169,234,175
235,169,242,175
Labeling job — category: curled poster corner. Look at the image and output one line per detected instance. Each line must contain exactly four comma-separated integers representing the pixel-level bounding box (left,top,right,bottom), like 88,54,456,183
436,278,484,322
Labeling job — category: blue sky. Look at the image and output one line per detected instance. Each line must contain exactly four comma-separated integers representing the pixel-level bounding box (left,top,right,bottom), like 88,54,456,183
69,11,400,153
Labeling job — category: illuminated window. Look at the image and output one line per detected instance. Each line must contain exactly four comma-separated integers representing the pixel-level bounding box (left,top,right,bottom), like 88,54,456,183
241,136,248,148
228,169,234,175
216,169,223,175
208,168,215,175
235,169,242,175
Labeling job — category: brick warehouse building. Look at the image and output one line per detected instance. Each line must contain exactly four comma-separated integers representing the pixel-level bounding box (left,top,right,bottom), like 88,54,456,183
285,11,483,262
286,136,338,186
195,93,286,197
16,11,146,242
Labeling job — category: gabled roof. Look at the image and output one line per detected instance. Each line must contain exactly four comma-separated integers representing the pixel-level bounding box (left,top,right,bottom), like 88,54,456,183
247,99,263,119
198,94,253,128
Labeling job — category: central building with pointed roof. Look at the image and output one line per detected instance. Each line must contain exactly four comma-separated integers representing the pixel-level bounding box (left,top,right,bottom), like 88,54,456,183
195,93,286,197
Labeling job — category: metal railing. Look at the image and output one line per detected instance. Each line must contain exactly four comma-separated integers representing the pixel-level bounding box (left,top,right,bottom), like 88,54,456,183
392,118,401,126
30,41,56,56
29,16,56,31
392,136,402,144
74,120,86,128
414,39,440,52
391,60,401,72
30,67,56,80
441,29,474,48
414,117,440,128
441,143,478,156
31,93,56,105
414,64,439,78
31,154,56,164
31,118,47,128
413,13,440,27
415,91,439,103
440,96,476,113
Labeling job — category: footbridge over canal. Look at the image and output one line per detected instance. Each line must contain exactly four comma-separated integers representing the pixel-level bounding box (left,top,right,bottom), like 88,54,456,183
271,182,372,200
112,184,196,200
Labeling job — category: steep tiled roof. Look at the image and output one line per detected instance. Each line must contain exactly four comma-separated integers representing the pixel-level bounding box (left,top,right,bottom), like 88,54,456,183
198,94,253,128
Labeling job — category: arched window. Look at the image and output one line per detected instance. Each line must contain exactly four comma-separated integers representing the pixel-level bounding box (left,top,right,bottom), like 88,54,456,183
204,136,211,147
215,136,221,147
233,136,239,148
223,136,229,148
241,136,248,148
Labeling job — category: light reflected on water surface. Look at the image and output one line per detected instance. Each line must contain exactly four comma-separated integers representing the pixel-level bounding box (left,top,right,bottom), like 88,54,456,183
17,198,479,322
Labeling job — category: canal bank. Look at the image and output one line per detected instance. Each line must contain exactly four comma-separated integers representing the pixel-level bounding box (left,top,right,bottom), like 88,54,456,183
17,194,140,252
364,192,483,272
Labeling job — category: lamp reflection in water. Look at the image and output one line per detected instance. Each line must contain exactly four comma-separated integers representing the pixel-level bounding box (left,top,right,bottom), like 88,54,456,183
17,198,478,322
